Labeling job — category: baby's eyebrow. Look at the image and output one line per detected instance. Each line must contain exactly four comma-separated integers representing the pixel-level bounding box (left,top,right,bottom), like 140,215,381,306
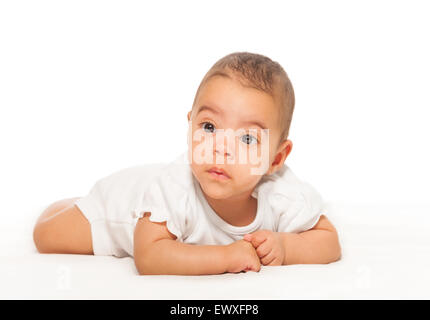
196,105,221,115
197,104,267,129
240,120,267,130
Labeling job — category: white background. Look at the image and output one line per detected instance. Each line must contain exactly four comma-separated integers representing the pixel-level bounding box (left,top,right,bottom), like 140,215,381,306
1,0,429,228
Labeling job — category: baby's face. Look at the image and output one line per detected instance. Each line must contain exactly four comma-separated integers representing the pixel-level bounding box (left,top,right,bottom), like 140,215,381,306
187,75,290,200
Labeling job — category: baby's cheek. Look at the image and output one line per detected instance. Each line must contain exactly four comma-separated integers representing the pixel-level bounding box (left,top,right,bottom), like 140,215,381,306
235,166,262,187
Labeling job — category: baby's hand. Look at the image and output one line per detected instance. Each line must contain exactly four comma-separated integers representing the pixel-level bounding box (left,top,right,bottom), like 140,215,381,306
243,230,285,266
225,239,261,273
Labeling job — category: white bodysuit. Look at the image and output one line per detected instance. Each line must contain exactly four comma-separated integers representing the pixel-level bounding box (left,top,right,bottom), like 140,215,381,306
75,152,325,258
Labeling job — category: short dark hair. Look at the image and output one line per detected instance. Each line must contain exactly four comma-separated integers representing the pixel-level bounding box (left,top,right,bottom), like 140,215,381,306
192,52,295,144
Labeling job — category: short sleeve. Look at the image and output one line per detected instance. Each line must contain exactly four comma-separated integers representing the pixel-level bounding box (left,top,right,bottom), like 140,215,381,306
276,182,324,233
133,162,195,242
262,165,324,234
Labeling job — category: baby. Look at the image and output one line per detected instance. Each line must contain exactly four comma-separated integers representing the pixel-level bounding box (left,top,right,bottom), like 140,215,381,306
33,52,341,275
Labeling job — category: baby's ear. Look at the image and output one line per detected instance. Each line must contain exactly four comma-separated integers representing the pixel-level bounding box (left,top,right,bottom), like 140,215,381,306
279,139,293,157
267,152,285,175
187,110,192,121
267,140,292,175
275,139,293,165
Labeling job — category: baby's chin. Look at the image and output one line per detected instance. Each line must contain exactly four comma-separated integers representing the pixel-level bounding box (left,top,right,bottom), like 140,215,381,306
199,182,235,200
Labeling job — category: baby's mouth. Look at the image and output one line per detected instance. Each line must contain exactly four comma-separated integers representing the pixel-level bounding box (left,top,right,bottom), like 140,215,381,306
206,167,231,180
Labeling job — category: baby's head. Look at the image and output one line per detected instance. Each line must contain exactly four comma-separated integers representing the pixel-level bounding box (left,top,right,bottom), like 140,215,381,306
187,52,295,200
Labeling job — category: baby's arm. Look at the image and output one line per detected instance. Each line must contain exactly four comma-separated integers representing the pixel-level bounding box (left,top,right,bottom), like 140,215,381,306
244,215,341,266
279,214,341,265
134,213,260,275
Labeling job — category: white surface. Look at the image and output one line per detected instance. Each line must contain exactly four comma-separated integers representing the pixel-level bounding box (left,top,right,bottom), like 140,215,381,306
1,202,429,300
1,1,430,220
1,1,429,300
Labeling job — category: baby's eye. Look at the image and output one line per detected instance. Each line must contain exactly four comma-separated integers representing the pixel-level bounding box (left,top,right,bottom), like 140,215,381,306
240,134,258,145
202,122,216,133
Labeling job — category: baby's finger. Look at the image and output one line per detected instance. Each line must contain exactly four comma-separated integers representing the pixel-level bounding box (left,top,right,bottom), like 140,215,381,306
267,256,283,266
255,240,272,258
260,248,275,265
243,231,267,248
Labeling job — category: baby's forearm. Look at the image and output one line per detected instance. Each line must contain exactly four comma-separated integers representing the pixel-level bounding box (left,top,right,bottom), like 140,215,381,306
136,239,229,275
279,229,341,265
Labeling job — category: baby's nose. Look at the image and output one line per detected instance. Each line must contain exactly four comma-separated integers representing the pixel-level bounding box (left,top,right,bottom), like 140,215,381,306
214,129,235,159
215,148,231,157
